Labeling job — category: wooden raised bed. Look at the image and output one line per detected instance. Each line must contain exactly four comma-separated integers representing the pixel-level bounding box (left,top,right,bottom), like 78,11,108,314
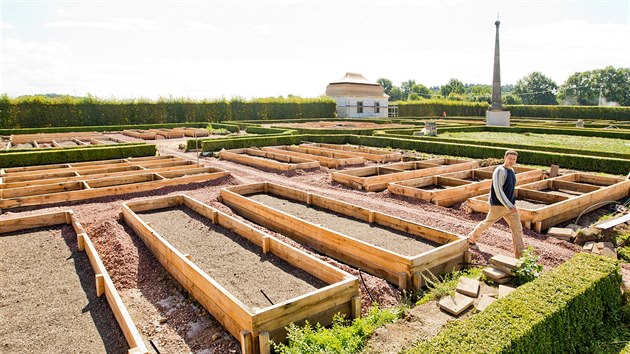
262,146,365,168
466,173,630,232
10,132,103,144
0,210,147,353
0,156,229,210
174,127,209,137
332,158,480,192
122,129,157,140
388,165,545,206
149,129,185,139
122,194,359,354
219,148,320,171
300,143,402,163
220,182,468,291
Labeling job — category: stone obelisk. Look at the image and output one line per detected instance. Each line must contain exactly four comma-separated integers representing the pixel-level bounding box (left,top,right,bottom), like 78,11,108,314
486,19,511,126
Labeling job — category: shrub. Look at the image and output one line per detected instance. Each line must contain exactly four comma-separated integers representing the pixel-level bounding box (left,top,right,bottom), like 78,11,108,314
506,105,630,120
273,305,403,354
408,253,622,354
0,144,156,167
514,247,543,285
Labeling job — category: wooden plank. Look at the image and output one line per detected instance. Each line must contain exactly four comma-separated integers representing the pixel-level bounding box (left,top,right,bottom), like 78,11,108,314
517,188,571,204
0,211,68,233
596,213,630,230
552,180,601,193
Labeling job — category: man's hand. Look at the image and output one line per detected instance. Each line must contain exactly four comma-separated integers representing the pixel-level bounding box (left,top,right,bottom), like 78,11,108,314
510,207,518,214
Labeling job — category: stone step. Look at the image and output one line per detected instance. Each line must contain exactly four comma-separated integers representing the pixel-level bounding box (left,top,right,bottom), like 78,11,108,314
490,254,519,275
498,284,516,299
438,292,474,316
456,277,480,298
547,227,573,241
483,267,514,284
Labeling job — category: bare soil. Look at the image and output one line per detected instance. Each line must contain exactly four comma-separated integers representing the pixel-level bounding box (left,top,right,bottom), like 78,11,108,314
0,225,129,353
0,136,605,353
248,193,440,256
137,206,327,309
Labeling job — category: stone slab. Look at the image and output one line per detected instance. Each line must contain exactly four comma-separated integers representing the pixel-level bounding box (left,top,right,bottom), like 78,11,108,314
438,292,475,316
547,227,573,240
490,254,519,271
601,247,617,259
498,285,516,299
476,295,498,312
456,277,480,298
486,110,511,127
583,241,595,251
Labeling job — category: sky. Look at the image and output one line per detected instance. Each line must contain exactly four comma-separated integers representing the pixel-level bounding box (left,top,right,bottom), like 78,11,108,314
1,0,629,99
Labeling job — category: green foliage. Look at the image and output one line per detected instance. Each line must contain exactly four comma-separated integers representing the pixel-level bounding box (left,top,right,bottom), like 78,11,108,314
273,305,403,354
244,126,297,135
514,247,544,285
208,128,231,135
440,78,466,97
513,71,559,105
0,122,209,135
0,96,336,128
506,104,630,120
200,134,301,152
558,66,630,106
397,99,489,117
0,144,156,168
208,123,240,133
408,253,622,354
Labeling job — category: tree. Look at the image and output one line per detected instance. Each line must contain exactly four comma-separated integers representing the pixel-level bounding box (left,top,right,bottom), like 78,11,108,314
377,78,393,95
440,79,465,97
558,66,630,106
513,72,558,105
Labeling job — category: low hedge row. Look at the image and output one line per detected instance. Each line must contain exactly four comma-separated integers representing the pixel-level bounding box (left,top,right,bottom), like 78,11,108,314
353,135,630,175
408,253,622,354
506,104,630,120
397,101,489,116
195,134,629,174
374,131,630,160
437,125,630,140
0,142,148,155
244,126,297,135
225,117,395,125
209,123,240,133
0,122,209,135
0,144,156,168
200,135,301,152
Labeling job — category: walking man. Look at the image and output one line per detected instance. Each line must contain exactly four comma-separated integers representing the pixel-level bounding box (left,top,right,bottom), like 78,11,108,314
468,150,525,258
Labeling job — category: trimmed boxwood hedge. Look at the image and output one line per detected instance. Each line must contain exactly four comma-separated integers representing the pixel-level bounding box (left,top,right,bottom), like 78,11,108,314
201,135,302,152
244,126,298,135
506,104,630,120
437,125,630,139
407,253,622,354
0,144,156,168
0,142,148,155
374,131,630,160
209,123,240,133
0,122,209,135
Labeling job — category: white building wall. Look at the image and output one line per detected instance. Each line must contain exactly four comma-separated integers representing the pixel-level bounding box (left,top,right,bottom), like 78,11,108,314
334,97,388,118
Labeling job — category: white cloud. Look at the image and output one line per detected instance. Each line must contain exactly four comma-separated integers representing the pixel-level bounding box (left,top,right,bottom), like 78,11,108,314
43,17,157,30
1,21,16,29
184,21,223,33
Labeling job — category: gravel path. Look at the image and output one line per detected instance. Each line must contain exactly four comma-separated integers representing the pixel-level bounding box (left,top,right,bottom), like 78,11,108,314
248,193,440,256
138,206,327,309
0,225,128,353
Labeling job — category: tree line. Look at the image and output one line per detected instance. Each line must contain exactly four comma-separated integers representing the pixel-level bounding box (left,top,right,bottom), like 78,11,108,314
377,66,630,106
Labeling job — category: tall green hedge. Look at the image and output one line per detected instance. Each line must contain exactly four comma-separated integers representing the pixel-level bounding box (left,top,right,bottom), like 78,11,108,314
397,100,489,117
0,122,209,135
0,96,336,128
436,125,630,140
0,144,157,168
408,253,622,354
201,135,301,152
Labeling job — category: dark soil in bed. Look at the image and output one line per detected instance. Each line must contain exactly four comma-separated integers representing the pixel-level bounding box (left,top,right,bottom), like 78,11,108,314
137,206,328,310
248,193,441,256
0,225,128,353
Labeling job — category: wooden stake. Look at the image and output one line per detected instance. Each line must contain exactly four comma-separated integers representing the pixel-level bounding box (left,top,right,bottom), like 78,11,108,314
77,233,85,252
262,236,270,254
240,330,253,354
95,274,105,297
258,331,270,354
351,295,361,319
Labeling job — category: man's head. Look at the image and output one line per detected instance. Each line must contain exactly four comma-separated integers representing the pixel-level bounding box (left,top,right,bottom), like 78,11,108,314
504,150,518,168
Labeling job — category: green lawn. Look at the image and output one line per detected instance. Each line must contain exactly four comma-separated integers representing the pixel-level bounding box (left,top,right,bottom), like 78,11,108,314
438,131,630,154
